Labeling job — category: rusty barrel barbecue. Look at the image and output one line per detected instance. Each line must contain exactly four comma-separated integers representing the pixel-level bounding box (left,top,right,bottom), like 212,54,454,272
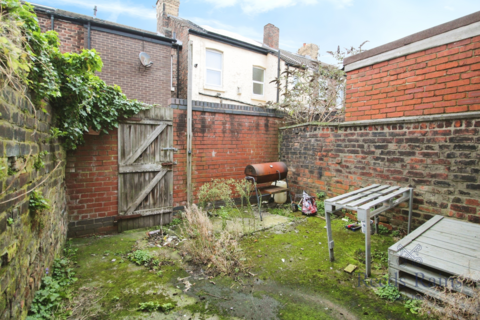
244,162,289,220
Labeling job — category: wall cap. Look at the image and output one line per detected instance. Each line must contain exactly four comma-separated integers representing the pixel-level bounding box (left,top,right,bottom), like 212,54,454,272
279,111,480,130
343,10,480,72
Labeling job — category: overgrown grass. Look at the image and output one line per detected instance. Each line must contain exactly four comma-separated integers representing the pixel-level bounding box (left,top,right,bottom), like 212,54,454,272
421,273,480,319
179,205,248,276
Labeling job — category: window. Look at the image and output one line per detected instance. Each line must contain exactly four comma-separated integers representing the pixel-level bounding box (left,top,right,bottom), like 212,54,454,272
252,67,265,96
206,50,222,87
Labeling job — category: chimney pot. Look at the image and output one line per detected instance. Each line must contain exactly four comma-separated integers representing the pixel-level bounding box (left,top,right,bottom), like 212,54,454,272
263,23,279,50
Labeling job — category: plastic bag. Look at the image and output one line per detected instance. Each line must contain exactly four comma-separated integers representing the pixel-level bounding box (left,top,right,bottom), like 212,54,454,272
300,191,317,215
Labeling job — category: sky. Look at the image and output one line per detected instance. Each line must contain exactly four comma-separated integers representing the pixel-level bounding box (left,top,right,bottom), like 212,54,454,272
30,0,480,65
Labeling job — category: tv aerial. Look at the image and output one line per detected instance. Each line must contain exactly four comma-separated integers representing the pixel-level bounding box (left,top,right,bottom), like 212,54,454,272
139,52,153,72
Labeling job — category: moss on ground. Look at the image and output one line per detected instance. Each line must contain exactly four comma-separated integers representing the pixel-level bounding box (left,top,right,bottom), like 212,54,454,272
243,215,423,319
67,214,423,319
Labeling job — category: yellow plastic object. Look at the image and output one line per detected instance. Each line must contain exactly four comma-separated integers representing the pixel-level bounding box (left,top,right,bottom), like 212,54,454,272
272,180,287,204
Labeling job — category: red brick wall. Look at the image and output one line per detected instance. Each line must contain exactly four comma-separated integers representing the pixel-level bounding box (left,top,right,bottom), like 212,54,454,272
162,16,190,99
36,14,174,236
172,108,282,207
65,131,119,236
280,119,480,230
345,35,480,121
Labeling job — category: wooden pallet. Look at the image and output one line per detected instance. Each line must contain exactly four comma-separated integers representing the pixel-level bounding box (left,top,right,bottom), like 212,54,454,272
388,215,480,304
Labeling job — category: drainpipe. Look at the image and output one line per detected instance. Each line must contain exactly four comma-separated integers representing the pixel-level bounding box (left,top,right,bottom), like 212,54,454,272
50,14,54,31
276,49,281,103
87,22,91,49
186,40,193,204
177,46,180,99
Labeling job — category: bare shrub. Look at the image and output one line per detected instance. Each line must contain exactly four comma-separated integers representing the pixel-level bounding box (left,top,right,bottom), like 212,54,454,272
421,274,480,319
197,178,254,210
179,204,247,276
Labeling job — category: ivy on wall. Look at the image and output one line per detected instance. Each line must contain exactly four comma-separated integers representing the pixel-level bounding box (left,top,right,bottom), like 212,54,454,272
1,0,151,150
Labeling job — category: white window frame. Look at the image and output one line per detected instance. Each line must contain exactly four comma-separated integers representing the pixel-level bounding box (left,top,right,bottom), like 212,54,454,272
252,66,265,97
205,49,223,89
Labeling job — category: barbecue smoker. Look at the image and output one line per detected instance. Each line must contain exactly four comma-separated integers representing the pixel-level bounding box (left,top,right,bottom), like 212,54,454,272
244,162,289,220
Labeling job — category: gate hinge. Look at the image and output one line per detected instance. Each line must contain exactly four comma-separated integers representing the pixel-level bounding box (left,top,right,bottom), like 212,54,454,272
162,147,178,152
161,161,177,166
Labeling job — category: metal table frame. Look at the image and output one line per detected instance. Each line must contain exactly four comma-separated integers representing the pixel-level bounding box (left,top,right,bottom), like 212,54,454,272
324,184,413,276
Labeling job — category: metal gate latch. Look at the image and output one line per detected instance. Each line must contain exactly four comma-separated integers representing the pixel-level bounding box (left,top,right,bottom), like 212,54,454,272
162,147,178,152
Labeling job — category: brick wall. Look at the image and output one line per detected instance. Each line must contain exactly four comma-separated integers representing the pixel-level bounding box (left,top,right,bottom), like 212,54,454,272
37,14,85,53
0,86,67,319
37,14,174,237
280,118,480,231
171,100,282,207
65,131,118,237
162,16,190,99
91,30,172,105
345,35,480,121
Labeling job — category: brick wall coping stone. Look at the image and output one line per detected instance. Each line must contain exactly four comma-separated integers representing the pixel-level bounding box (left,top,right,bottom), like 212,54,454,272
344,11,480,72
279,111,480,130
169,98,284,118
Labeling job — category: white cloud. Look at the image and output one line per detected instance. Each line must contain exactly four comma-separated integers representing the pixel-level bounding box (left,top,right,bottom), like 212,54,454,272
444,5,455,11
203,0,352,14
37,0,156,22
188,17,262,41
203,0,318,14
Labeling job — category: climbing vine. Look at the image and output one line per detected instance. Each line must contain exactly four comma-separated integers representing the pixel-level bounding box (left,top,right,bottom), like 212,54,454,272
0,0,151,149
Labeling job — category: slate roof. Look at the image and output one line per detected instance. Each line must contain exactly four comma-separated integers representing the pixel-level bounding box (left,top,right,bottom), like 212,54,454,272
168,15,324,69
31,3,174,42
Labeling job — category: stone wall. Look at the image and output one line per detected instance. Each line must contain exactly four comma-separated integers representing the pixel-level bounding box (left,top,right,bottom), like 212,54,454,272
280,114,480,231
0,87,67,319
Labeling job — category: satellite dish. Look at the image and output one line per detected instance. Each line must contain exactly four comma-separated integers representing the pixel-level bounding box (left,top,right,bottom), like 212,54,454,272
139,52,153,68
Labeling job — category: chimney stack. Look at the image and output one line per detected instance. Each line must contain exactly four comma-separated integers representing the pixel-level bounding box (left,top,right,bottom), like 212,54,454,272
156,0,180,33
263,24,279,50
298,43,319,60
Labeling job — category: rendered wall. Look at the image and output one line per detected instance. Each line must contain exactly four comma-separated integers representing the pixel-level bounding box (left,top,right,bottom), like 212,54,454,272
189,34,286,106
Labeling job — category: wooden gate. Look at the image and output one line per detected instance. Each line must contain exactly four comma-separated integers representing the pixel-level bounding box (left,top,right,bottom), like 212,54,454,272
117,106,174,232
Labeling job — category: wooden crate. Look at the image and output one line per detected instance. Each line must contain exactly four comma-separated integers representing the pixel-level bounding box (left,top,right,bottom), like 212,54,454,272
388,215,480,302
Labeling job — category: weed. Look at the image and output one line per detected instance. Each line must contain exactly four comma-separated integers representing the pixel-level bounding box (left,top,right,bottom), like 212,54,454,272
391,230,400,237
138,301,174,313
34,151,49,170
404,299,422,314
378,225,389,235
8,167,15,176
421,273,480,319
27,242,78,319
170,218,182,226
316,192,326,216
179,205,247,276
267,205,292,217
7,217,13,226
375,284,400,302
128,250,155,267
29,190,50,215
198,178,253,209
